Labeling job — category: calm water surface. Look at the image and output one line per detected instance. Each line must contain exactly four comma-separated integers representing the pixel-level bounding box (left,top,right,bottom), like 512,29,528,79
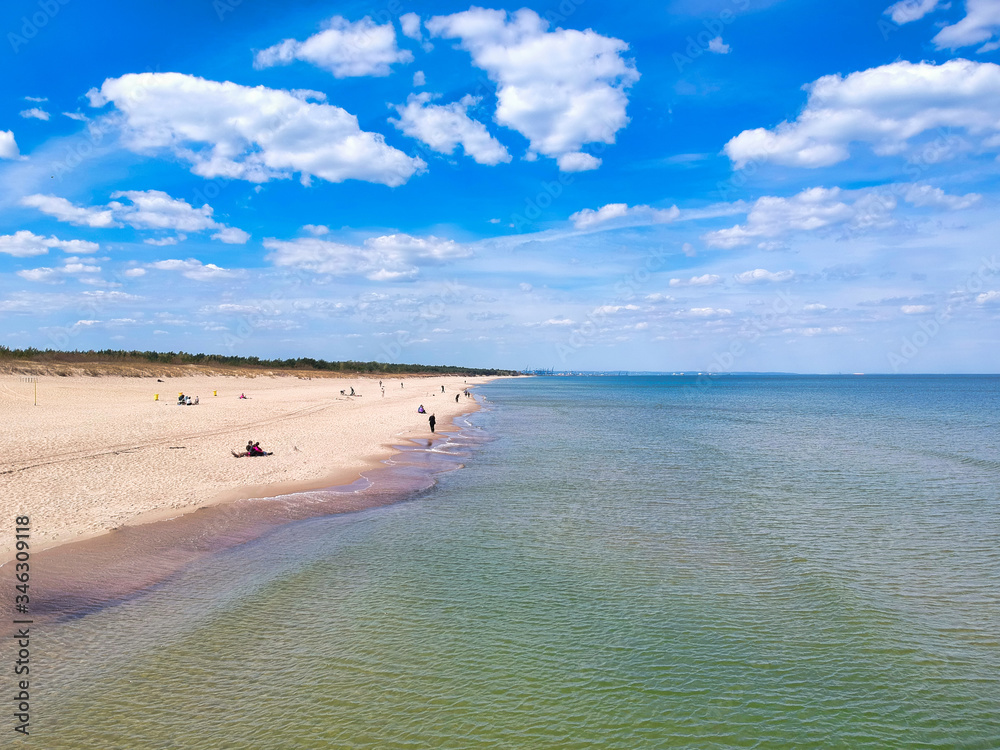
33,376,1000,748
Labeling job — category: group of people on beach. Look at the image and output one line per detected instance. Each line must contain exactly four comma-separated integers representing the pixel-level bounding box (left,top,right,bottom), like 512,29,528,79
177,393,199,405
232,440,270,458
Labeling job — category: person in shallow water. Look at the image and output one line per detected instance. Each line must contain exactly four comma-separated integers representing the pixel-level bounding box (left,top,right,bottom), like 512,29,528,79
429,414,436,433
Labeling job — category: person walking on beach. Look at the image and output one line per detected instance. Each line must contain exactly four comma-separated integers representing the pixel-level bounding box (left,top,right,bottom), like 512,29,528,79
441,385,445,393
429,414,436,433
455,393,459,402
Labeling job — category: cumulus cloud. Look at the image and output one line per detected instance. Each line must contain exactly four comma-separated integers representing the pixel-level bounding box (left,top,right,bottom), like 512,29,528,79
884,0,943,25
903,183,981,209
90,72,424,187
390,93,511,165
901,304,933,313
707,36,730,54
413,70,426,86
669,274,721,287
21,190,250,243
976,290,1000,304
933,0,1000,52
254,16,413,78
0,230,99,257
264,232,470,280
569,202,680,229
400,13,423,41
683,307,732,317
702,187,892,248
20,108,50,121
593,304,639,314
0,131,20,159
18,256,102,283
724,60,1000,168
735,269,795,283
426,7,639,171
20,194,118,228
149,258,236,281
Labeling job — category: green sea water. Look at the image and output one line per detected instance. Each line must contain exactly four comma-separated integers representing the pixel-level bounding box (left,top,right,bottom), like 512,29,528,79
28,376,1000,748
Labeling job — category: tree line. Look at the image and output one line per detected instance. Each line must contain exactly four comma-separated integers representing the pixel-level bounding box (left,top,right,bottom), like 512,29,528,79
0,346,517,376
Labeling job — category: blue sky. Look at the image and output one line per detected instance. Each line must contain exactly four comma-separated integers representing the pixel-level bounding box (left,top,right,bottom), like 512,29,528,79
1,0,998,372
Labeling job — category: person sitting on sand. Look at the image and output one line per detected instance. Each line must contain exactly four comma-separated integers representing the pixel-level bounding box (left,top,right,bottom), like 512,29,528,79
232,441,271,457
178,393,185,404
418,404,425,413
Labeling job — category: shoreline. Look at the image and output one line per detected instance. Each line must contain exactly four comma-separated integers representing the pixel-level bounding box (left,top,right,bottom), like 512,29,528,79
1,373,498,564
2,403,490,628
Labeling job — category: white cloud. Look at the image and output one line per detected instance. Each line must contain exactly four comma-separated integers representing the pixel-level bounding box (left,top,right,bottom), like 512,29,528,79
413,70,426,86
149,259,236,281
735,269,795,283
211,226,251,244
426,8,639,171
976,290,1000,304
0,131,20,159
703,187,891,248
570,202,680,229
123,267,146,277
903,183,981,209
91,72,424,187
22,190,249,243
254,16,413,78
557,152,602,172
24,96,47,103
669,274,721,287
707,36,730,54
18,256,101,283
400,12,423,41
724,60,1000,168
684,307,732,317
804,303,828,311
933,0,1000,51
390,93,511,165
901,304,933,313
884,0,943,25
264,232,470,280
20,108,50,121
63,112,88,122
20,194,118,228
0,230,99,257
593,304,639,314
303,224,330,236
144,236,184,246
17,268,59,282
645,293,675,303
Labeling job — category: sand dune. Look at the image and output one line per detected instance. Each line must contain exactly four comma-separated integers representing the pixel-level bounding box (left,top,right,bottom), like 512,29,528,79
0,373,488,562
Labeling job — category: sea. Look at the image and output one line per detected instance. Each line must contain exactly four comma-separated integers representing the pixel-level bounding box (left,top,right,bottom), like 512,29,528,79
26,375,1000,748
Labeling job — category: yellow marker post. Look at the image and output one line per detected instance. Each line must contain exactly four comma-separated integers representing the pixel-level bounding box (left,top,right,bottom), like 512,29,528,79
154,394,159,401
213,390,217,396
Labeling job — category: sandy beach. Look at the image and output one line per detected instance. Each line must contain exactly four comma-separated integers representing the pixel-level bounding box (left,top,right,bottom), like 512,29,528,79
0,372,490,562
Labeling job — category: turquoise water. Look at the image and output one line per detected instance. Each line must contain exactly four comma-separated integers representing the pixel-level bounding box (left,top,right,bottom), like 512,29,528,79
33,376,1000,748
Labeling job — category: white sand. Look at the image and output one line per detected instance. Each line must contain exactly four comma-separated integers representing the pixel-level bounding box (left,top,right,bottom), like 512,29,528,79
0,373,488,562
